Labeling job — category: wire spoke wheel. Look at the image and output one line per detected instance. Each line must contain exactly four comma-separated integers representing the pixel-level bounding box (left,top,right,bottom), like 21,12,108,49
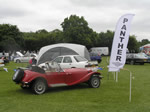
32,79,47,95
89,76,100,88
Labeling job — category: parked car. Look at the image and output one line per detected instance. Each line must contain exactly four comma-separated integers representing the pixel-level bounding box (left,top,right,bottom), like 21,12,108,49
51,55,89,68
89,47,109,56
14,52,37,63
12,62,102,94
126,53,149,65
90,53,102,63
145,53,150,63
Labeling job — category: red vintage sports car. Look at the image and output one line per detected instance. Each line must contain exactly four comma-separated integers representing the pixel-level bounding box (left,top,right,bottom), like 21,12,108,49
12,62,102,95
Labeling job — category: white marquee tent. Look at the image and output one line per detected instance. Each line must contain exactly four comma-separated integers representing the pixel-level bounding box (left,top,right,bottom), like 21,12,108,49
37,43,90,65
140,43,150,55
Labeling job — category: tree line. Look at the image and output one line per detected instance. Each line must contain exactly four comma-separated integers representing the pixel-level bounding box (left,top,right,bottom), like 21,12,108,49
0,15,149,53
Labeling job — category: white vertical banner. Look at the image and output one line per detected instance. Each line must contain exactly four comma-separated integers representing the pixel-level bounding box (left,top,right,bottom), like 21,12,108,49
109,14,134,72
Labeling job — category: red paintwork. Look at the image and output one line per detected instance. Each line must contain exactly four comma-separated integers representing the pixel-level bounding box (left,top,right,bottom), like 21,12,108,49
22,68,100,87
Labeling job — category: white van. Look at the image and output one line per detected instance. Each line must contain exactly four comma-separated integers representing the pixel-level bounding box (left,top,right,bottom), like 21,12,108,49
90,47,109,56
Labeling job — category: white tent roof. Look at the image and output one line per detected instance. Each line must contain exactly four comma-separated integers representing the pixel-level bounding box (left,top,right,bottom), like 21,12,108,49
142,44,150,48
37,43,90,65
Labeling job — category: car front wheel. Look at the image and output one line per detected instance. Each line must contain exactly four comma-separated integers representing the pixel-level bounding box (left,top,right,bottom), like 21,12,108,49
31,79,47,95
88,76,100,88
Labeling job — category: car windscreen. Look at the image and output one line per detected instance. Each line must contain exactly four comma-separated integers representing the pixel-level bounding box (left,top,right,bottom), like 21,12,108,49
46,62,64,72
141,53,149,57
126,54,134,58
135,53,148,58
74,56,87,62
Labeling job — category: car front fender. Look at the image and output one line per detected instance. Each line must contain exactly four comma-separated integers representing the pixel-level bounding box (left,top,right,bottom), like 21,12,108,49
68,71,101,86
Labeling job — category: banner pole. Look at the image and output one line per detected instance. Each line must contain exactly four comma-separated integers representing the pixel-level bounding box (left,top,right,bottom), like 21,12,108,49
121,68,133,102
107,72,109,80
116,72,118,82
129,71,132,102
114,72,116,80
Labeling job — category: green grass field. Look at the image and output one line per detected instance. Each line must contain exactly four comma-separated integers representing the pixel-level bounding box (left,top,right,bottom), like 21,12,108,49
0,57,150,112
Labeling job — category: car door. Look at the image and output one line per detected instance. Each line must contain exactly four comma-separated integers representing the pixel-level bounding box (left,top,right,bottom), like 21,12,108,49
45,63,67,87
126,54,134,64
46,71,67,87
64,68,88,85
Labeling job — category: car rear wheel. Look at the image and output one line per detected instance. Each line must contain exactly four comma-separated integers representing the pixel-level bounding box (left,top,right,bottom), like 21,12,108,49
31,79,47,95
88,76,100,88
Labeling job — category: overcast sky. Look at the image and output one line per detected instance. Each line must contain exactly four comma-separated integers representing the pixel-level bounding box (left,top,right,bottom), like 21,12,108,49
0,0,150,41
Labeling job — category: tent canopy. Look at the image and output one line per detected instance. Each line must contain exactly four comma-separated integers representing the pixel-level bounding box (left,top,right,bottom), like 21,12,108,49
142,44,150,48
140,43,150,55
37,43,90,65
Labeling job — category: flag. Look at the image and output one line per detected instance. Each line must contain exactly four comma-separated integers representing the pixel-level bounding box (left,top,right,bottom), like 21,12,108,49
109,14,134,72
14,69,17,72
98,67,103,70
3,68,8,72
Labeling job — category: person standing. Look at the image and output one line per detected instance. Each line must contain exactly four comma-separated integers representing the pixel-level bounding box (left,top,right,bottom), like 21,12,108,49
31,56,37,65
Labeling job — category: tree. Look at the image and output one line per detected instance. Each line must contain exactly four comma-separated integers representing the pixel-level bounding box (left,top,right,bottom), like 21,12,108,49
23,30,49,51
36,29,48,34
98,30,114,52
23,29,64,51
48,29,63,43
139,39,150,46
128,35,139,53
0,24,24,52
61,15,97,48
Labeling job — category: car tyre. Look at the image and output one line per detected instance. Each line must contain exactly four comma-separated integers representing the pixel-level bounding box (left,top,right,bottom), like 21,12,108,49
98,59,101,63
130,60,134,65
12,68,24,83
88,76,100,88
140,62,144,65
16,59,21,63
31,79,47,95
